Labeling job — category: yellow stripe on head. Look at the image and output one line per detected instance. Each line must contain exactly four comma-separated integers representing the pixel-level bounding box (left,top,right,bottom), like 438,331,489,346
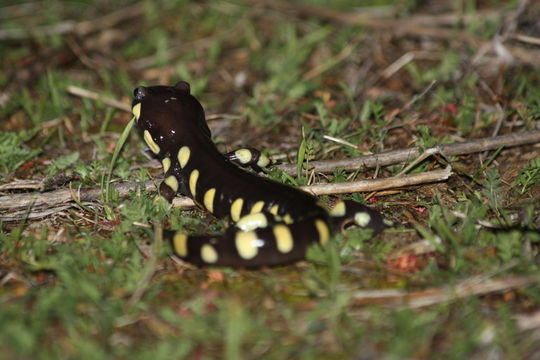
143,130,160,154
132,103,141,120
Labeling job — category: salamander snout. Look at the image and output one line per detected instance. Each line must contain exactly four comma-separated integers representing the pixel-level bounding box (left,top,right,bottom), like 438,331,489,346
133,86,147,101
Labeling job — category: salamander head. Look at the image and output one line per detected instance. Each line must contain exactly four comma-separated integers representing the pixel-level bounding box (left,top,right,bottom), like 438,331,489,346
131,81,208,155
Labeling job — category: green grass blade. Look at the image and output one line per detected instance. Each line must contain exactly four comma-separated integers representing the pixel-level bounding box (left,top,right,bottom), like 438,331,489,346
104,116,135,204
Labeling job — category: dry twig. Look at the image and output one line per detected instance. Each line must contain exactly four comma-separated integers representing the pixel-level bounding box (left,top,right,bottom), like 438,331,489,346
302,167,451,196
278,130,540,175
351,275,539,308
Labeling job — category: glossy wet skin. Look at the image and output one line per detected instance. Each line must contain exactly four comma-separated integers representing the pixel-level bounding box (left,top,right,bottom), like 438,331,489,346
132,82,211,157
132,81,322,218
130,81,386,267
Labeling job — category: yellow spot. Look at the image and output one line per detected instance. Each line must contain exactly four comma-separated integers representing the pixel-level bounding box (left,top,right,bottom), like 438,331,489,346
270,204,279,216
330,201,346,217
256,153,270,168
315,219,330,245
273,224,293,253
178,146,191,168
143,130,160,154
235,231,260,259
201,244,218,263
165,175,178,192
162,157,171,173
354,212,371,227
132,103,141,120
189,169,199,196
204,188,216,213
235,149,252,164
236,213,268,232
283,214,293,224
250,201,265,214
230,198,244,222
173,233,188,257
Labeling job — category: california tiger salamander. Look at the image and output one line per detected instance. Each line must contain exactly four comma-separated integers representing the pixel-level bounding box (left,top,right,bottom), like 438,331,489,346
132,81,386,267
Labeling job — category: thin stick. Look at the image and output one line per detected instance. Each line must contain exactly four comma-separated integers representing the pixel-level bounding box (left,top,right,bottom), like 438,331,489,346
351,275,539,308
403,80,437,110
301,167,451,196
380,52,416,79
512,33,540,46
514,309,540,331
67,86,131,112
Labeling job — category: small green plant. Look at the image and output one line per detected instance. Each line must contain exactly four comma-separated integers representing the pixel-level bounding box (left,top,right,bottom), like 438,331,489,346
406,51,460,85
0,130,40,177
416,125,437,149
47,151,79,175
514,156,540,194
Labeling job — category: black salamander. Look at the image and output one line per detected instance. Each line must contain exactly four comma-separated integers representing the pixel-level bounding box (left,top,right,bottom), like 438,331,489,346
132,81,386,267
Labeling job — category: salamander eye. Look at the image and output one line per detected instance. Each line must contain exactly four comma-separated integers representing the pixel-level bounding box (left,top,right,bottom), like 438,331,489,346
134,86,147,100
174,81,190,94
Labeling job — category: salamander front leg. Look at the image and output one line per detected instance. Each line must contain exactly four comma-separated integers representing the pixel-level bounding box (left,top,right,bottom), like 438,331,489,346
159,180,177,203
225,147,274,172
157,155,185,203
